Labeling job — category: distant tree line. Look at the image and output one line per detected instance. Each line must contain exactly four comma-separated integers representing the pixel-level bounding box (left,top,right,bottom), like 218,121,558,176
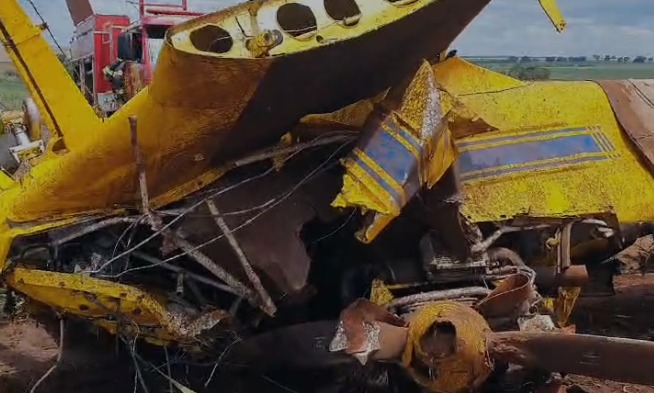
593,55,654,63
595,55,653,63
515,55,653,64
2,69,19,80
506,56,592,63
473,55,654,65
506,64,550,81
494,55,653,64
543,56,588,62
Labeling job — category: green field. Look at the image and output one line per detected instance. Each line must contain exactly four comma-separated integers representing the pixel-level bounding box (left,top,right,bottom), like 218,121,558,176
0,80,27,111
470,60,654,80
0,63,26,111
1,60,654,111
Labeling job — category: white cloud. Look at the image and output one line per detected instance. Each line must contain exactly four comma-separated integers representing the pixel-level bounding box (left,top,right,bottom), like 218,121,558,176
453,0,654,56
19,0,654,57
617,25,654,38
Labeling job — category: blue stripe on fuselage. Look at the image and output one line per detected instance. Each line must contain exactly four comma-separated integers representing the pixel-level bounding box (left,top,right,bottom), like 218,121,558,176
357,127,418,188
458,133,603,174
456,127,588,149
461,155,609,181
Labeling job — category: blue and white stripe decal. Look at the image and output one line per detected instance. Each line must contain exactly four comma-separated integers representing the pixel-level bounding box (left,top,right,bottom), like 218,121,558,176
457,126,618,182
351,116,423,206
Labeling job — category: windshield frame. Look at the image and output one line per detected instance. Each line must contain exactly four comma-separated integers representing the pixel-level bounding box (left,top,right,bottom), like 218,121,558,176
144,24,169,70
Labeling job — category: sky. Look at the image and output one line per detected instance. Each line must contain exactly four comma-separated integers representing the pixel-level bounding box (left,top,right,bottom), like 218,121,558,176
19,0,654,57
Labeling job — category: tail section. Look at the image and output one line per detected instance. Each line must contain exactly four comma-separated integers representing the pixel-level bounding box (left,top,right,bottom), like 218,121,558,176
0,0,100,150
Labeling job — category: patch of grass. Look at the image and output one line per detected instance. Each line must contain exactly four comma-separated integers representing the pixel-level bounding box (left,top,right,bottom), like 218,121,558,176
0,62,27,111
547,64,654,80
474,61,654,81
0,80,27,111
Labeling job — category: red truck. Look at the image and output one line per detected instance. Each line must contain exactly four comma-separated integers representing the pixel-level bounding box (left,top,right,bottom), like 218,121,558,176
66,0,202,115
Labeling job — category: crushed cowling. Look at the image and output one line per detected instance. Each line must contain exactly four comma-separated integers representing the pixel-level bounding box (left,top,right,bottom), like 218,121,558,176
402,302,493,393
330,61,459,243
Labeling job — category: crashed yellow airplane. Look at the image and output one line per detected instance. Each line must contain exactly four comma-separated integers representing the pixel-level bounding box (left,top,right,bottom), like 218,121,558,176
2,0,654,390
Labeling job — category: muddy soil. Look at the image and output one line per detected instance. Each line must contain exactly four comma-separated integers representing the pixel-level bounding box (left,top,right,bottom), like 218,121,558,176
565,274,654,393
3,274,654,393
0,318,58,392
0,316,135,393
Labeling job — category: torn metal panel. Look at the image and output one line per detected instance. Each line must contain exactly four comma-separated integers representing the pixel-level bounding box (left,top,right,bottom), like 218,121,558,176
442,95,499,139
64,0,93,25
330,298,407,364
456,122,619,223
5,268,231,348
475,271,538,320
296,92,387,133
597,80,654,175
431,57,524,98
332,61,459,243
177,151,343,296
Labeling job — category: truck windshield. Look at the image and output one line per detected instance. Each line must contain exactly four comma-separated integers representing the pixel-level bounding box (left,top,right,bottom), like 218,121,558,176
148,37,164,68
146,25,168,69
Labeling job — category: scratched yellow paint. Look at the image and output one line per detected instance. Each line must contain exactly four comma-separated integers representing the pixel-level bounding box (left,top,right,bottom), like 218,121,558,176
313,56,650,234
538,0,567,32
0,0,272,274
172,0,455,59
0,0,638,347
5,268,212,348
331,61,459,243
457,128,612,181
403,302,491,393
434,58,654,224
0,0,269,343
0,0,490,344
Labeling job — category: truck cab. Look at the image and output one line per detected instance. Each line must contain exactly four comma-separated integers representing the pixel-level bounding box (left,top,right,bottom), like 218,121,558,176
68,1,201,116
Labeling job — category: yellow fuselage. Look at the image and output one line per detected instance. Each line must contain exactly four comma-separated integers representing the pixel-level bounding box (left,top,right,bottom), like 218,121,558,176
434,59,654,225
0,0,651,348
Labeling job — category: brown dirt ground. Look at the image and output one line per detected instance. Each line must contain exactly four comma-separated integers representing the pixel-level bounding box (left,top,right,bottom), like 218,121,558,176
0,318,58,392
0,316,134,393
3,274,654,392
565,274,654,393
